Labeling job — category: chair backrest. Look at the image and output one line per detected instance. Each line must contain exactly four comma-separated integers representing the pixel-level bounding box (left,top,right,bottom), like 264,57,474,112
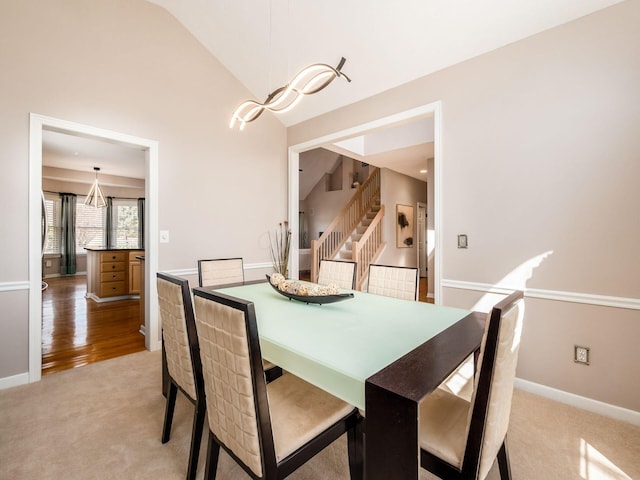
192,287,277,479
462,290,525,480
367,264,418,300
157,272,203,402
198,257,244,288
317,259,357,290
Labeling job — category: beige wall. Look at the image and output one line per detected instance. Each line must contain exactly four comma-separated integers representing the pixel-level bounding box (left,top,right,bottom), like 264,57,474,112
288,1,640,411
0,0,286,379
379,168,427,268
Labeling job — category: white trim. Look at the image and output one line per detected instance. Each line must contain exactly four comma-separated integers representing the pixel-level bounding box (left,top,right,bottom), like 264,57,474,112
288,102,443,302
0,281,30,292
0,372,29,390
165,262,274,279
442,279,640,310
29,113,161,385
515,378,640,426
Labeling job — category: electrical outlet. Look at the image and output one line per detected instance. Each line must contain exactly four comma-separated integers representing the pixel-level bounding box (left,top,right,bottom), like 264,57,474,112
45,260,52,267
574,345,590,365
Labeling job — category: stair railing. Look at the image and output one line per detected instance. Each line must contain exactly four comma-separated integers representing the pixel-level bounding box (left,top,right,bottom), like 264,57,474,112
352,204,385,289
311,167,380,282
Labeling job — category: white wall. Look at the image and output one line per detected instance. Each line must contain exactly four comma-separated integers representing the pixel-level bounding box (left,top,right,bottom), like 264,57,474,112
378,168,427,268
288,1,640,411
0,0,286,380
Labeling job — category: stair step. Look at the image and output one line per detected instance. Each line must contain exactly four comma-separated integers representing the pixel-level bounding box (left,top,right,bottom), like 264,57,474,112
357,226,367,234
339,251,352,260
352,234,363,241
362,219,372,226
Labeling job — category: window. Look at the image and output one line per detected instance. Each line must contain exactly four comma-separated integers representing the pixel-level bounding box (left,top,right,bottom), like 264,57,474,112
43,194,140,254
43,193,61,255
76,197,106,254
110,199,139,248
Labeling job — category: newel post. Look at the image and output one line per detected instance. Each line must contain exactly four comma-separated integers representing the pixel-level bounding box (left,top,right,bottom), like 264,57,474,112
311,239,319,283
352,240,360,288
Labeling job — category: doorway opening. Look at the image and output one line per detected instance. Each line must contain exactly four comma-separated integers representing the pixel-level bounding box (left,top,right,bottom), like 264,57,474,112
288,102,443,303
29,114,160,383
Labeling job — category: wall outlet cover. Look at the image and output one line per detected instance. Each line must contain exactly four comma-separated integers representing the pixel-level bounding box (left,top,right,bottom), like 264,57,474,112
574,345,590,365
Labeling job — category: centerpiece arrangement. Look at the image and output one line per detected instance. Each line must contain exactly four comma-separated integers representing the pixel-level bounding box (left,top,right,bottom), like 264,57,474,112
267,273,354,305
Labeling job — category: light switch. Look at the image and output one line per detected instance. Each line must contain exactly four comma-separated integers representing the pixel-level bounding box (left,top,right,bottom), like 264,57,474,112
160,230,170,243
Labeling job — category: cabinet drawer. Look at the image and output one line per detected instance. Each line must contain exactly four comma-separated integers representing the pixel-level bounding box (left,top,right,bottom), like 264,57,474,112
99,281,126,297
100,251,125,262
101,271,125,282
100,261,125,273
129,251,143,262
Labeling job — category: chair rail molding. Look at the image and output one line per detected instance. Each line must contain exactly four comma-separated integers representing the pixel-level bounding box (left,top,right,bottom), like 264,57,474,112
165,262,273,278
441,279,640,310
0,281,30,292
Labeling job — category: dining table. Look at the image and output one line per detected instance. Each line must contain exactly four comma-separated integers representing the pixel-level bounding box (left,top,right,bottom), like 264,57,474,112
207,280,486,480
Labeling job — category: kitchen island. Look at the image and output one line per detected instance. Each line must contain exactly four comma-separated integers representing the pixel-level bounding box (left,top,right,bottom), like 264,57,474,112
85,248,144,302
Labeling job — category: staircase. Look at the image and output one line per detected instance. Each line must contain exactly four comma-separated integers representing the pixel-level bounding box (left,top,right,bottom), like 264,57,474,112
311,168,386,289
337,199,381,262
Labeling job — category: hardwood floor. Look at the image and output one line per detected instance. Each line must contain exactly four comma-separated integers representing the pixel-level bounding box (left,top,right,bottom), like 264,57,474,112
42,275,145,375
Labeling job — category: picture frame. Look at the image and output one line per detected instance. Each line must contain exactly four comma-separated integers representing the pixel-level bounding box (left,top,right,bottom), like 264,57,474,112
396,204,414,248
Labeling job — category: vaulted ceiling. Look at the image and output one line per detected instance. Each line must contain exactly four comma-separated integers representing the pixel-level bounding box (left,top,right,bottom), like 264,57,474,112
147,0,623,126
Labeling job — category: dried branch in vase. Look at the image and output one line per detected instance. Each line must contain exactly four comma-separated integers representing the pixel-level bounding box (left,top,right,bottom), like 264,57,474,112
269,221,291,277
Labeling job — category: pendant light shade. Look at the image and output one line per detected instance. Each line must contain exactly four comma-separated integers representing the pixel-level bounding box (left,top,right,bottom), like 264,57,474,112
85,167,107,208
230,57,351,130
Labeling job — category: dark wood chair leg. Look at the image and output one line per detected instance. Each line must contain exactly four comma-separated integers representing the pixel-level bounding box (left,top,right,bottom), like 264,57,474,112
347,418,364,480
204,431,221,480
186,403,206,480
497,439,512,480
161,381,178,443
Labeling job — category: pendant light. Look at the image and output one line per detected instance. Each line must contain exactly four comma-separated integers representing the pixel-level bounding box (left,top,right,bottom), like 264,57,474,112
229,1,351,130
84,167,107,208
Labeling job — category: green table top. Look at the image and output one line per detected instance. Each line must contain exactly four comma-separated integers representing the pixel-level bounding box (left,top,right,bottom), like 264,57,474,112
216,282,470,410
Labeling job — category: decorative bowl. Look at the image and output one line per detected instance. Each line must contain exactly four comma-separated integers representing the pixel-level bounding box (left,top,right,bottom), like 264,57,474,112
266,275,354,305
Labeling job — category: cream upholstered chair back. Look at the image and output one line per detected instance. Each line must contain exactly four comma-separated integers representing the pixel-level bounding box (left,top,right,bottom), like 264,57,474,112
317,259,357,290
157,272,206,480
367,264,419,300
464,291,525,479
198,257,244,288
193,291,272,478
157,274,198,400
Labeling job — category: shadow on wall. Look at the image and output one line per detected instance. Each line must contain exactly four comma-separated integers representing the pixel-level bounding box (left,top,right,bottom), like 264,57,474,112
470,251,553,312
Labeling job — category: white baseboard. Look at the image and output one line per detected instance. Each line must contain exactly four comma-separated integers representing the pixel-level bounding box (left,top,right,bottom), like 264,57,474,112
515,378,639,426
0,372,29,390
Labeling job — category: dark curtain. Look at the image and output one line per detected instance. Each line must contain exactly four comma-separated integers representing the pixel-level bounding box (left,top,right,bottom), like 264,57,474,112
137,198,145,249
105,197,114,248
59,193,77,275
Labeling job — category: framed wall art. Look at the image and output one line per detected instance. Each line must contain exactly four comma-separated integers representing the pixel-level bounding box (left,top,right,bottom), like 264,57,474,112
396,204,414,248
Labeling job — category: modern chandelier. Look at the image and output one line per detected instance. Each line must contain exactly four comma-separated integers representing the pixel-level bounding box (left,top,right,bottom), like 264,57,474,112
229,57,351,130
84,167,107,208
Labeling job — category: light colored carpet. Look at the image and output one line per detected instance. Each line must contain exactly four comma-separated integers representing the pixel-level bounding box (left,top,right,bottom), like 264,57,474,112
0,350,638,479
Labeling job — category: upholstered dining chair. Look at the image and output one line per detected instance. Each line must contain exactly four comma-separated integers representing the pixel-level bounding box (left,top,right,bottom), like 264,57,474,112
192,287,364,480
197,256,282,381
198,257,244,288
317,259,357,290
418,290,525,480
157,272,206,480
367,263,419,300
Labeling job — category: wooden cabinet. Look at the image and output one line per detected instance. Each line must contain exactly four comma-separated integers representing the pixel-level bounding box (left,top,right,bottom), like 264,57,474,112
129,252,142,294
86,249,144,302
